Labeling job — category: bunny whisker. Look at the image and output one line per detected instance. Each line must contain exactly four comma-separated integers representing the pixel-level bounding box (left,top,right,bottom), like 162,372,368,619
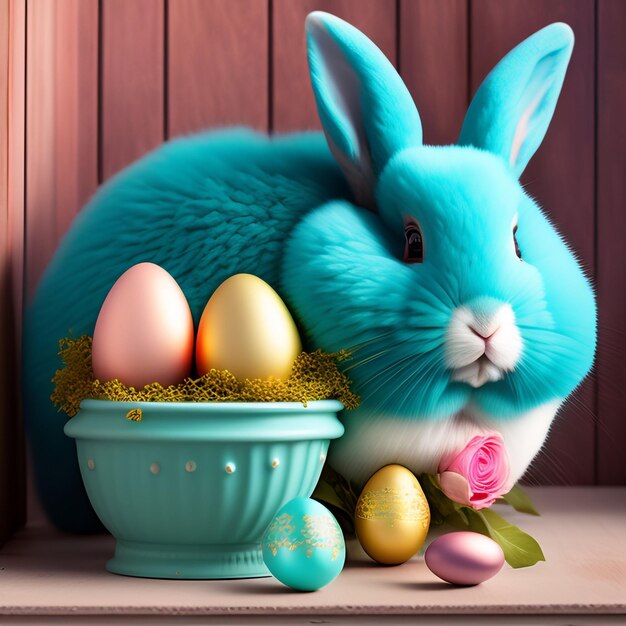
597,322,626,338
341,348,394,372
340,329,398,354
396,356,442,417
360,353,438,412
378,353,439,414
392,356,437,416
514,360,550,408
594,336,626,356
543,443,586,484
357,352,423,402
594,342,624,358
538,458,575,486
560,393,599,425
594,376,626,400
342,337,410,372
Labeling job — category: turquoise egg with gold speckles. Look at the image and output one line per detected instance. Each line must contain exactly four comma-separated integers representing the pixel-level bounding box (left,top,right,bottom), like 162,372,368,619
262,497,345,591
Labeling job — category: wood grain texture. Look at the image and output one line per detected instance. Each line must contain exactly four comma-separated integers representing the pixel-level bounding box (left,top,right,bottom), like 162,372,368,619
25,0,54,299
0,0,10,544
0,0,26,545
597,0,626,485
471,0,597,485
25,0,99,299
101,0,164,180
168,0,269,137
6,0,25,345
399,0,468,146
272,0,397,132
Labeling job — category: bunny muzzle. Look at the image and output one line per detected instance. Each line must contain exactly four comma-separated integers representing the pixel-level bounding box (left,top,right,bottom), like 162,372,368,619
445,297,523,388
329,298,557,488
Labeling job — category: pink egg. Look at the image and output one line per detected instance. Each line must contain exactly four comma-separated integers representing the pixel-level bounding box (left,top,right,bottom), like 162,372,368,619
92,263,194,388
424,532,504,586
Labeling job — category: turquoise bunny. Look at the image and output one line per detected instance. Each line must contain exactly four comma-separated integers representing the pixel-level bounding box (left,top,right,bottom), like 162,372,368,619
24,13,595,531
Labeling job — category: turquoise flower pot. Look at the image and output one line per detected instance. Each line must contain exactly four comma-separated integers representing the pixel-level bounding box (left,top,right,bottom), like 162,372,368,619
64,399,344,579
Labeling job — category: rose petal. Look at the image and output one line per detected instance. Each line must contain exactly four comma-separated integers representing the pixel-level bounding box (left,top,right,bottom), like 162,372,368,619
439,471,474,507
469,492,497,510
438,432,512,509
437,449,456,474
441,435,484,475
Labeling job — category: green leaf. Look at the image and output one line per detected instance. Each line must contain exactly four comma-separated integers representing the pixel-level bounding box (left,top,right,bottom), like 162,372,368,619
312,478,351,516
500,485,540,516
418,473,462,519
461,507,545,569
312,479,356,534
444,508,471,529
311,465,360,534
417,474,545,568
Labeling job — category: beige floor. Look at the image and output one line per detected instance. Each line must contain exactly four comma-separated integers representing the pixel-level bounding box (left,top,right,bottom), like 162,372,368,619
0,487,624,622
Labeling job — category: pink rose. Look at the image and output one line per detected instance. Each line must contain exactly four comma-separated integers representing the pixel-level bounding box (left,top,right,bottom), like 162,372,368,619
438,433,511,510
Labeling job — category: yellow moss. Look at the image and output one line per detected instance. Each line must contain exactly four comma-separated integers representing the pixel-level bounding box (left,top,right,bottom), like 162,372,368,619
51,335,360,417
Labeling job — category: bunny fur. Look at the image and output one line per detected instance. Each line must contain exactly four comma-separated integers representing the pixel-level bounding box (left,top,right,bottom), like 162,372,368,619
24,13,596,531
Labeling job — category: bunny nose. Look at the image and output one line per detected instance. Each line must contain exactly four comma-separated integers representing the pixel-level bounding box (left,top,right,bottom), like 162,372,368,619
468,324,498,341
444,298,523,379
463,296,506,339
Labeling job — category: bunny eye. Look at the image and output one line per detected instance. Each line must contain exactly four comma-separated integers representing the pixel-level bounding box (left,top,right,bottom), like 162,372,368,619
404,219,424,264
513,224,522,260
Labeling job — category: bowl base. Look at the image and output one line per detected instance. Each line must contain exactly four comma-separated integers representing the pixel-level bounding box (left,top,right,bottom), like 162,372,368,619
106,540,271,579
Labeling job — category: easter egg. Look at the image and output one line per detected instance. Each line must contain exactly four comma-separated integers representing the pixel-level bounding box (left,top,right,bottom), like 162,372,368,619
425,531,505,585
262,497,345,591
195,273,302,380
355,464,430,565
92,262,194,388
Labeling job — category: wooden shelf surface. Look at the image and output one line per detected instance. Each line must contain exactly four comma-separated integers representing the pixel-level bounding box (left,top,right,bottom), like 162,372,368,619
0,487,625,622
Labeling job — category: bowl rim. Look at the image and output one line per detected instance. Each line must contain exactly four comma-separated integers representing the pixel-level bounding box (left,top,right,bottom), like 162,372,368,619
79,398,344,413
67,398,345,442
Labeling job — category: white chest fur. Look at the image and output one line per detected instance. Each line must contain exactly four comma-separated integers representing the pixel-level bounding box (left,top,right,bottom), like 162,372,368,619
329,400,561,486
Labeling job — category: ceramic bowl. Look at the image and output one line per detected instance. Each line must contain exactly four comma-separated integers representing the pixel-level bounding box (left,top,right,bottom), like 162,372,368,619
64,399,344,579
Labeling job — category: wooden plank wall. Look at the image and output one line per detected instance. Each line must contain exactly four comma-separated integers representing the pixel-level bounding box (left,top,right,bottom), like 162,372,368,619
1,0,624,538
0,0,26,545
597,0,626,485
101,0,164,180
25,0,99,298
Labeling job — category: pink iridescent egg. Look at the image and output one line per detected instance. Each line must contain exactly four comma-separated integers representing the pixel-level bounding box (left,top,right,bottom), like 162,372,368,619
92,263,194,388
424,532,504,586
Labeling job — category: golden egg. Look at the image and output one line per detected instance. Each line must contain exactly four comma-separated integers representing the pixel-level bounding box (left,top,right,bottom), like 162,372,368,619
195,273,302,380
355,464,430,565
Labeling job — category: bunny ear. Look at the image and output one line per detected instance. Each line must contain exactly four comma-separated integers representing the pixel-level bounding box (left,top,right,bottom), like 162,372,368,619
458,23,574,178
306,12,422,209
